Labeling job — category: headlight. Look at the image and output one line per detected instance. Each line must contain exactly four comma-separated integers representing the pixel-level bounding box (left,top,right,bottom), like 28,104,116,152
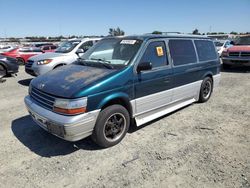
37,59,52,65
53,97,87,115
222,50,228,57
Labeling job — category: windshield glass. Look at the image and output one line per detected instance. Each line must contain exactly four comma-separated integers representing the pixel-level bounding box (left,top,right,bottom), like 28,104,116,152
214,41,224,47
55,40,81,53
234,37,250,45
81,38,143,66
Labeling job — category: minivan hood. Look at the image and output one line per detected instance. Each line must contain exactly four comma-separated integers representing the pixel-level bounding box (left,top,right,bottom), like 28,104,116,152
31,65,117,98
29,52,67,61
228,45,250,52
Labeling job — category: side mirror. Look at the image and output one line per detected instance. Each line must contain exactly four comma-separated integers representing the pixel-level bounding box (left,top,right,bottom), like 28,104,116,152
137,62,152,73
76,48,84,55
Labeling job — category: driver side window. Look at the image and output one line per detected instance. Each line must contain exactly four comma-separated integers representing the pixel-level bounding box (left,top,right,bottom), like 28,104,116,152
79,41,93,52
140,41,168,68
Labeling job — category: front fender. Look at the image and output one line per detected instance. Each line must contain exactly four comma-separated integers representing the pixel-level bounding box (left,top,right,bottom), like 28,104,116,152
98,92,131,109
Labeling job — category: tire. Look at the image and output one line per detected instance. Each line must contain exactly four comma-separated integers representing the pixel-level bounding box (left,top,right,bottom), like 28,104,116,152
223,63,231,69
17,58,25,65
92,105,130,148
0,64,6,79
198,77,213,103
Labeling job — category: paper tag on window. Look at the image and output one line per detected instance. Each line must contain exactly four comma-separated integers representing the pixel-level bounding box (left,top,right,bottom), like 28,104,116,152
156,46,164,56
120,40,137,44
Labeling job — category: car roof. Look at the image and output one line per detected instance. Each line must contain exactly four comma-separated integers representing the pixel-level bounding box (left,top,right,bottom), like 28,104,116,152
104,34,210,41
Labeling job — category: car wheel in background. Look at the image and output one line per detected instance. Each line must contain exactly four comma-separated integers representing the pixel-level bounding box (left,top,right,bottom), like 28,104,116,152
16,58,25,65
198,77,213,103
53,64,64,69
0,64,6,79
92,105,130,148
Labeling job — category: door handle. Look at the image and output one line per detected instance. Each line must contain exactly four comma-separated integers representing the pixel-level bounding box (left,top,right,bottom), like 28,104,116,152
186,66,202,72
164,78,170,83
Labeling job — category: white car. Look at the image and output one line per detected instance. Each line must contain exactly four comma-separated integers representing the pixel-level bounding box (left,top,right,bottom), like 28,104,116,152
214,40,232,57
0,45,16,53
25,38,102,76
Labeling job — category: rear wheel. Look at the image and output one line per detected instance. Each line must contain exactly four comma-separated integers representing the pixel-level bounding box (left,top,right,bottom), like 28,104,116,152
17,58,25,65
0,64,6,79
198,77,213,103
92,105,130,148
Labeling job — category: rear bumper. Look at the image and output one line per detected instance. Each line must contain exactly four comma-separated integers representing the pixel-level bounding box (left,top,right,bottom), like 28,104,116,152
24,96,100,141
222,57,250,66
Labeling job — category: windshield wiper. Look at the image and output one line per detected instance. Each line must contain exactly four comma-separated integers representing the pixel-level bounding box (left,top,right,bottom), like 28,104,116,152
77,57,90,66
90,58,114,69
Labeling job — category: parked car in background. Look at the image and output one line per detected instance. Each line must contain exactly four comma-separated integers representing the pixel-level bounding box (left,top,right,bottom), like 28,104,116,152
25,38,101,76
0,55,19,78
30,43,54,48
40,45,57,52
1,47,44,64
214,40,232,57
221,35,250,68
25,34,220,148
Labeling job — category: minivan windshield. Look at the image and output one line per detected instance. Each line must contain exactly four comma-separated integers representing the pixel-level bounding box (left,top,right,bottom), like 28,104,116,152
234,36,250,45
55,40,81,53
80,38,143,67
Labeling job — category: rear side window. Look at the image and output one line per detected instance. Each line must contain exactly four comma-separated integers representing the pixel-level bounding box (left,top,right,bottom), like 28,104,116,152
194,40,217,61
32,49,43,52
43,46,50,50
140,41,168,68
169,39,197,66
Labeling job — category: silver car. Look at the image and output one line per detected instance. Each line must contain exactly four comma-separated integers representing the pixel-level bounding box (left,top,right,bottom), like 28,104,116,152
25,38,101,76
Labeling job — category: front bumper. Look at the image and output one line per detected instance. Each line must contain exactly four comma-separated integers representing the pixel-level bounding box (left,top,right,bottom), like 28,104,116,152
222,57,250,66
25,62,53,76
24,96,100,141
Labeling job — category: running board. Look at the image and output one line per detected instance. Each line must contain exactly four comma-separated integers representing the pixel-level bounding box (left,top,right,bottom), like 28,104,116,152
135,98,196,126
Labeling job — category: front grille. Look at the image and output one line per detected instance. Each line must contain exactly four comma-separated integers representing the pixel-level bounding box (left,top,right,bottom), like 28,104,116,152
26,60,34,68
229,52,250,57
241,52,250,57
229,52,240,57
30,87,55,111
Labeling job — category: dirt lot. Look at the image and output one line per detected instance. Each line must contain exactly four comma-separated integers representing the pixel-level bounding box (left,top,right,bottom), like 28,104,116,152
0,66,249,188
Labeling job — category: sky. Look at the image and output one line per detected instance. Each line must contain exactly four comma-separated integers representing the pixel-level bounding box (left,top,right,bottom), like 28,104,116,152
0,0,249,37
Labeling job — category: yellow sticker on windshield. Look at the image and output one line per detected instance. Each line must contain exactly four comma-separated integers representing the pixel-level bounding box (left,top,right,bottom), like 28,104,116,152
156,46,164,56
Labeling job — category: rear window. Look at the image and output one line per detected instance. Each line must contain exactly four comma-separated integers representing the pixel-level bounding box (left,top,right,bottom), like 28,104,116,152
168,39,197,66
194,40,217,61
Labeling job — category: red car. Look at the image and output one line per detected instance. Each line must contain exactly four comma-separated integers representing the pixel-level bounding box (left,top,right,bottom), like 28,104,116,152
1,47,44,64
222,35,250,68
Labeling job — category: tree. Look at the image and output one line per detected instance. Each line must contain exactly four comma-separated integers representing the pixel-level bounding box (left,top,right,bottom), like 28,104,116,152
230,31,238,35
192,29,200,35
109,27,125,36
152,31,162,34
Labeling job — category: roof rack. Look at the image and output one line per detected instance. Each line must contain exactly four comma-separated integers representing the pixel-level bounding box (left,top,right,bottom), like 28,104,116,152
145,32,182,35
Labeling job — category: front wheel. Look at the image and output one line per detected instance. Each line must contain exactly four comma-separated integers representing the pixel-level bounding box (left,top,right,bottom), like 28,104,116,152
92,105,130,148
0,64,6,79
198,77,213,103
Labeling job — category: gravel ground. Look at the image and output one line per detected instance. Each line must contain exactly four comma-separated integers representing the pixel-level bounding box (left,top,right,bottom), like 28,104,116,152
0,66,249,188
